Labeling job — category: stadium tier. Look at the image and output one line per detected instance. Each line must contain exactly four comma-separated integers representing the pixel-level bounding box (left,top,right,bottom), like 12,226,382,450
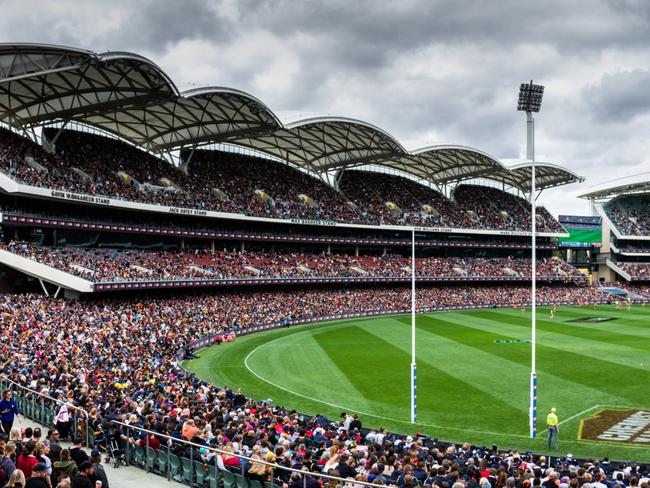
0,241,585,287
579,179,650,283
603,195,650,237
0,127,569,233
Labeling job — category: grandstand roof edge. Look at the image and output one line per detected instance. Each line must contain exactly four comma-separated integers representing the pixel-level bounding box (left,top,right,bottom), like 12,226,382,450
178,86,282,126
0,43,582,193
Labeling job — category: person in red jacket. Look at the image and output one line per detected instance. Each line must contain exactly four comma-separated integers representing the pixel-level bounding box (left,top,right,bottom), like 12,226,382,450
16,441,38,478
138,433,161,451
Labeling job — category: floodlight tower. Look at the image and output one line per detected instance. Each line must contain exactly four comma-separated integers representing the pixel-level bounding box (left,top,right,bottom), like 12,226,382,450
517,80,544,439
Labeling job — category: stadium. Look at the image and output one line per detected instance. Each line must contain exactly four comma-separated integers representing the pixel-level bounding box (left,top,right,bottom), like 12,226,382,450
0,40,649,488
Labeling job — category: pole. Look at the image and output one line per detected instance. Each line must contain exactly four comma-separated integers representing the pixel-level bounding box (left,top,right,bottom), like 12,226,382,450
527,111,537,439
411,228,417,424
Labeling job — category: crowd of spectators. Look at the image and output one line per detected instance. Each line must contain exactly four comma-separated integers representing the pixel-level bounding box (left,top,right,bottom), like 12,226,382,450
605,198,650,236
1,242,584,283
0,128,566,232
453,186,565,233
0,283,623,487
616,262,650,280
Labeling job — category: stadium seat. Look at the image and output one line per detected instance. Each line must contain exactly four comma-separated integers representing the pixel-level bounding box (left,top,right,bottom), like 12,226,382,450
133,445,145,466
234,472,250,488
169,452,182,478
207,464,220,488
220,468,237,488
155,449,169,475
194,460,208,486
181,457,194,483
248,479,265,488
145,446,157,471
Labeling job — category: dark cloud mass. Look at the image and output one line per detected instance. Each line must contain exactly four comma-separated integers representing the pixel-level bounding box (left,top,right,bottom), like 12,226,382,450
1,0,650,215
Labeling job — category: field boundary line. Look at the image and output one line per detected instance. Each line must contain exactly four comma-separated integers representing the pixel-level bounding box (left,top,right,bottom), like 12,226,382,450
243,327,531,439
559,404,600,425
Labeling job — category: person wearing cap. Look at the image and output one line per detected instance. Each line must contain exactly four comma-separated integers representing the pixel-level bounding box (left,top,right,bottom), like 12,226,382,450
24,462,50,488
546,408,559,450
89,450,108,488
70,461,94,488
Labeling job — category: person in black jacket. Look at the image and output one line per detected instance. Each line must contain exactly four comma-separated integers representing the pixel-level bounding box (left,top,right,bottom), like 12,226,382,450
71,461,94,488
69,439,88,469
89,451,108,488
335,455,357,479
24,462,50,488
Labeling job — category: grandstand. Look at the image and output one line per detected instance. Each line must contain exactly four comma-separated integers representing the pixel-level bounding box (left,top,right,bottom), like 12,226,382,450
581,175,650,283
2,42,650,488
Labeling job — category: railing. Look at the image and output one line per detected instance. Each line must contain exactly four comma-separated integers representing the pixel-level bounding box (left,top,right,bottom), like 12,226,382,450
1,212,560,250
0,374,92,446
112,420,393,488
0,380,397,488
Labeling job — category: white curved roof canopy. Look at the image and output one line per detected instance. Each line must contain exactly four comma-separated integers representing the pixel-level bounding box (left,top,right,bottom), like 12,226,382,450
0,43,583,192
230,116,406,173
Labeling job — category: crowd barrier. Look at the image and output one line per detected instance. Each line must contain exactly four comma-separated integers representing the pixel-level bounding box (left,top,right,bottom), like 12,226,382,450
111,420,392,488
2,212,559,250
0,376,396,488
0,374,92,447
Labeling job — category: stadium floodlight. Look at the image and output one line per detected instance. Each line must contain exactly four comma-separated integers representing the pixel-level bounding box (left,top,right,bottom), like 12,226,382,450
517,81,544,113
517,80,544,439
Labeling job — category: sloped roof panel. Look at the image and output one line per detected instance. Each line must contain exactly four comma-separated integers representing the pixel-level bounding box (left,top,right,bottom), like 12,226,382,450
0,43,583,193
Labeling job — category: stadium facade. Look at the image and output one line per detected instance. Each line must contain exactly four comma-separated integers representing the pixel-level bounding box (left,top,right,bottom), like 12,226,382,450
0,43,589,298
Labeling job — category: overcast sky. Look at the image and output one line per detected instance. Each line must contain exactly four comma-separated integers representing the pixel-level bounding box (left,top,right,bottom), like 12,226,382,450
2,0,650,217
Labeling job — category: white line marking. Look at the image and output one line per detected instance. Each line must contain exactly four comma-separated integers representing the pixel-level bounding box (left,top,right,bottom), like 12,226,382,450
559,404,600,425
243,324,531,439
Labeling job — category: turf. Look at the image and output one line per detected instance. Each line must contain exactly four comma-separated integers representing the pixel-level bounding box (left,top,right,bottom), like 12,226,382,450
184,304,650,461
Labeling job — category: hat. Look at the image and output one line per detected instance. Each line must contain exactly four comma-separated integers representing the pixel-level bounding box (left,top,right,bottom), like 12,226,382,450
551,407,557,413
33,462,47,472
91,448,101,457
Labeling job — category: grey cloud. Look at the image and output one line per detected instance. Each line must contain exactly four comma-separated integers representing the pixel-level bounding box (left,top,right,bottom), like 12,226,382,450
1,0,650,215
586,70,650,122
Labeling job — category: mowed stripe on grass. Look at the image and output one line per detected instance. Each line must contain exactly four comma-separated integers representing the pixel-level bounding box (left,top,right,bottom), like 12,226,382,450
184,305,650,462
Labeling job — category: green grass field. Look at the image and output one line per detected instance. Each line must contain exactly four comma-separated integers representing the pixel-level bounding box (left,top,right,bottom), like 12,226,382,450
184,305,650,461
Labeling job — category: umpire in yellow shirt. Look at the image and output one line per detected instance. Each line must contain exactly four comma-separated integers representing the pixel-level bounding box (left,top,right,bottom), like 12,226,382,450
546,407,559,449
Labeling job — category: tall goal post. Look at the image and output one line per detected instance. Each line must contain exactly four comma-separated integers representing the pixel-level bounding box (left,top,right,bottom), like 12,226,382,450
410,228,417,424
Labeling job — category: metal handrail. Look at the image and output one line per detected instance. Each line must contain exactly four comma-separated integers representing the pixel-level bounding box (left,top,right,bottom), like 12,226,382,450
0,374,92,446
112,420,395,488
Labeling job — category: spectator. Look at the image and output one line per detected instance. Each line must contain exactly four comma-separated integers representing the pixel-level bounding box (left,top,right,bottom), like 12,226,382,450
0,392,19,437
52,451,77,486
88,452,107,488
24,463,49,488
68,441,87,471
70,461,94,488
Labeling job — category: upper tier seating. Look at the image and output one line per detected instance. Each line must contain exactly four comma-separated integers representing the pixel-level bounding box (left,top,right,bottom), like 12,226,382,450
0,128,565,232
605,196,650,236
